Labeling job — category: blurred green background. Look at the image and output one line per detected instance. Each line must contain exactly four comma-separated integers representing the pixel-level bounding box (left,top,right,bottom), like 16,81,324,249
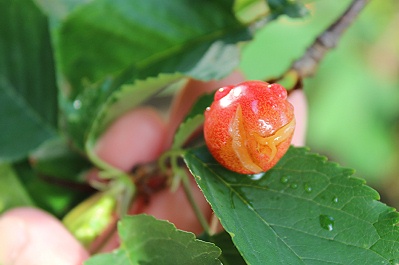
240,0,399,205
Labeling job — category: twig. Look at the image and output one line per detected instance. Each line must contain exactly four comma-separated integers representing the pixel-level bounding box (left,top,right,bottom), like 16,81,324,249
290,0,370,79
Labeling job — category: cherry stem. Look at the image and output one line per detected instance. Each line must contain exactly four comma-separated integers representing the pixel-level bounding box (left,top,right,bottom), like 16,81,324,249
209,213,220,235
280,0,370,88
169,153,211,235
181,173,211,235
158,149,183,176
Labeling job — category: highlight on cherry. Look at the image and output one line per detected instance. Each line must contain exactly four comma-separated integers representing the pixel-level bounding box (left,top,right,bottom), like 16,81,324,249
203,80,296,174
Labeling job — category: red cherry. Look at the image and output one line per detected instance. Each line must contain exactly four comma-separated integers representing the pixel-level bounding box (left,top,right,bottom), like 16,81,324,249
204,81,295,174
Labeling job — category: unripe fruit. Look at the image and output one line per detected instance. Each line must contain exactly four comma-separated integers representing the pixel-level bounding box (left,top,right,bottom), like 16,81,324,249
63,192,116,247
204,81,295,174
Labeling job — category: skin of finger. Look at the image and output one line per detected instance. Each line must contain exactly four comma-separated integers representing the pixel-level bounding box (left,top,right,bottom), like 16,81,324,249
0,207,89,265
287,90,308,146
94,107,168,172
166,70,246,147
91,106,211,249
140,176,212,235
95,178,212,252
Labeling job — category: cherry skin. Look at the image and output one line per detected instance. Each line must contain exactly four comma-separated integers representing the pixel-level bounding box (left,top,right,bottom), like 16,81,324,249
204,80,295,174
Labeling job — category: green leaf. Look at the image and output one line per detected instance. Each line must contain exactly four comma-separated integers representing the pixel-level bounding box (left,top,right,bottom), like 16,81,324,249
14,160,91,218
0,163,34,214
87,74,182,150
85,214,222,265
60,75,123,150
30,137,91,181
172,93,214,149
83,74,182,167
234,0,269,23
201,231,247,265
184,146,399,264
267,0,309,18
56,0,251,98
32,0,92,20
184,93,215,122
172,115,204,150
55,0,251,150
0,0,58,161
234,0,312,23
0,85,56,162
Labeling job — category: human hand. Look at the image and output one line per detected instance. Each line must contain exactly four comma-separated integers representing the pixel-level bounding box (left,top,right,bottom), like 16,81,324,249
84,70,309,250
0,71,307,264
0,207,89,265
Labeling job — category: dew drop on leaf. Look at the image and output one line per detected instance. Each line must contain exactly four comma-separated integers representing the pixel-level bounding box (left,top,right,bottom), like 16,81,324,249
304,183,312,193
319,215,335,231
332,196,339,203
290,183,298,189
250,173,264,181
280,176,289,184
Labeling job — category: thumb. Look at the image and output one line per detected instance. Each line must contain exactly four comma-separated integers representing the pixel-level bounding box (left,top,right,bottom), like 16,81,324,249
0,207,89,265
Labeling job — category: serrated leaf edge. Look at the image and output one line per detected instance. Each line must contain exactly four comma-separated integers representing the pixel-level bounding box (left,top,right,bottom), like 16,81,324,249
184,146,399,263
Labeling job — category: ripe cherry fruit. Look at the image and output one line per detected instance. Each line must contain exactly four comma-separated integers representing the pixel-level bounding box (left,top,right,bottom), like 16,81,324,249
204,81,295,174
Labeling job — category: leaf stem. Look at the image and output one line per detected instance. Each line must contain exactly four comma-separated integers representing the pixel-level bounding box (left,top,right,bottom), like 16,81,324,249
180,172,211,235
209,213,220,236
158,149,184,175
170,154,211,235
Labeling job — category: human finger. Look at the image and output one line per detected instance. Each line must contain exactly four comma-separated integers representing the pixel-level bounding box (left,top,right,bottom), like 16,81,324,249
139,175,212,235
94,107,167,172
0,207,89,265
287,89,308,146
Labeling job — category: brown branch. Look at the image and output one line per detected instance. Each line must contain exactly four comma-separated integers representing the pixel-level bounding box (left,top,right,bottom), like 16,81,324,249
290,0,371,79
